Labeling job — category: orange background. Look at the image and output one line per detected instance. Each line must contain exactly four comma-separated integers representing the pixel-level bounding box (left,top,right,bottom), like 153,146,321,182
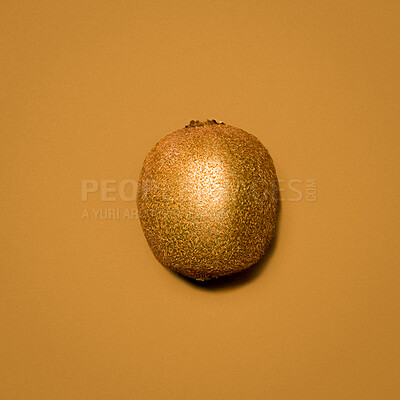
1,1,400,399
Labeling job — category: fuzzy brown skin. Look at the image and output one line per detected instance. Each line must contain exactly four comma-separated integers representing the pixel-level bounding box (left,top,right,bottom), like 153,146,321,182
137,120,279,280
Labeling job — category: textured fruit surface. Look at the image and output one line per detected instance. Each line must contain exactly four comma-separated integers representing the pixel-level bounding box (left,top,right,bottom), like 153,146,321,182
137,120,279,280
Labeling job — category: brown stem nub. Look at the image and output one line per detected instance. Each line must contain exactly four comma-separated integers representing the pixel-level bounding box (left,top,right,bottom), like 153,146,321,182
185,119,225,128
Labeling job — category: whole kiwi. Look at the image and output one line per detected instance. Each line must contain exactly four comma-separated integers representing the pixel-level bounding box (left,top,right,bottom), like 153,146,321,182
137,120,279,280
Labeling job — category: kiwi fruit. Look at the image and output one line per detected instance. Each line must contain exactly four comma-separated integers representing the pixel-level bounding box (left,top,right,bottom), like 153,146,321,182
137,120,279,280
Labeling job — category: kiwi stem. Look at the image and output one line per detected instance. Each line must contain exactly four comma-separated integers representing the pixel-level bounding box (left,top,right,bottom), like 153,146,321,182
185,119,225,128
